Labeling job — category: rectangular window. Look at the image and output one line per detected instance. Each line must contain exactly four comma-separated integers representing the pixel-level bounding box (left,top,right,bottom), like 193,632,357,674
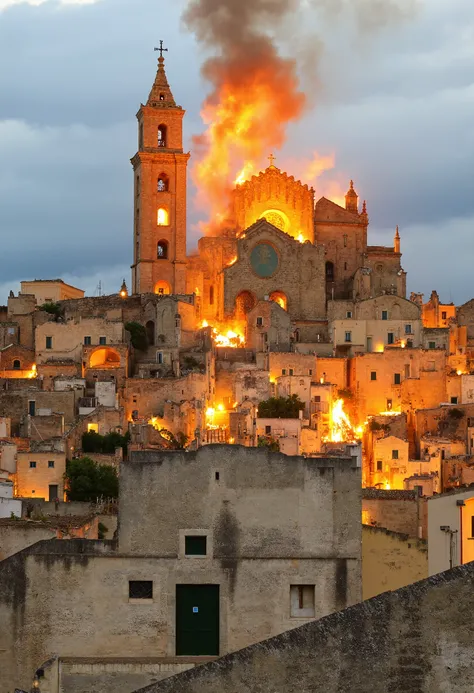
28,400,36,417
451,397,458,404
370,371,377,381
282,369,286,375
442,311,447,320
29,461,37,469
290,585,315,618
386,399,393,410
84,336,91,346
129,581,153,600
265,425,272,435
345,331,352,343
99,336,107,346
343,234,348,247
405,324,412,334
382,310,388,320
376,460,383,471
392,450,399,460
185,535,207,556
394,373,401,385
48,461,55,468
289,368,294,376
346,311,352,319
429,341,436,349
157,352,163,364
45,336,52,349
387,332,394,345
309,369,313,376
314,395,321,402
256,317,263,327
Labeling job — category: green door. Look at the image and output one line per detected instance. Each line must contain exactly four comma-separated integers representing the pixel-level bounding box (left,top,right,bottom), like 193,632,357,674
176,584,219,656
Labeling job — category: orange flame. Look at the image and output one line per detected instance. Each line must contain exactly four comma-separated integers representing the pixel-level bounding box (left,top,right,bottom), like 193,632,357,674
324,399,365,443
201,319,245,348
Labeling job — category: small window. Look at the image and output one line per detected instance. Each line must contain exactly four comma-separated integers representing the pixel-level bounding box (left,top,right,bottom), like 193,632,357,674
392,450,399,460
84,336,92,346
99,337,106,346
309,369,312,376
129,581,153,599
46,336,53,349
429,341,436,349
405,324,412,334
215,471,220,481
289,368,294,376
376,460,383,471
346,311,352,319
344,262,348,270
325,261,334,282
343,234,348,247
442,311,447,320
256,316,263,327
265,425,272,435
314,395,321,403
386,399,393,410
451,397,458,404
209,285,214,306
345,331,352,343
370,371,377,381
157,175,168,192
12,359,21,370
157,208,169,226
157,352,163,365
158,124,167,147
157,240,168,258
394,373,401,385
48,461,55,468
387,332,394,345
282,369,286,375
382,310,388,320
290,585,315,618
185,535,207,556
30,461,37,469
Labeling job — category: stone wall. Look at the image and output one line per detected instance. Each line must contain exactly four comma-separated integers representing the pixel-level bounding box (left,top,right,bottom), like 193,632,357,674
140,562,474,693
362,489,426,538
362,524,427,599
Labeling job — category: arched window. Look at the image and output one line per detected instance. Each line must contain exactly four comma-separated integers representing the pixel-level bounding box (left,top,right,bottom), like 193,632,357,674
157,240,168,259
157,174,169,192
158,125,167,147
157,208,169,226
235,290,257,315
159,93,165,101
209,285,214,305
269,291,288,311
146,320,155,346
326,261,335,282
12,359,21,370
154,281,171,295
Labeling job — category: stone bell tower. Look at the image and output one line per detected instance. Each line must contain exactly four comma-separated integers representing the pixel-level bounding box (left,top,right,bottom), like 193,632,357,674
131,43,190,295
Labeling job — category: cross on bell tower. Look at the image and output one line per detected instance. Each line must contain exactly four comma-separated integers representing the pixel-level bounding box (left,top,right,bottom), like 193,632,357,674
130,48,190,296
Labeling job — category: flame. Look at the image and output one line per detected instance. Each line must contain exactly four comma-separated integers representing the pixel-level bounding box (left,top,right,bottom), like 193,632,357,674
234,163,255,186
200,319,245,348
227,256,238,267
28,364,37,379
297,233,305,243
324,399,364,443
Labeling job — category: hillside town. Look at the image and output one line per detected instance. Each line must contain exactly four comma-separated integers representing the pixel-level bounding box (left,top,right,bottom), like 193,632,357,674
1,47,474,693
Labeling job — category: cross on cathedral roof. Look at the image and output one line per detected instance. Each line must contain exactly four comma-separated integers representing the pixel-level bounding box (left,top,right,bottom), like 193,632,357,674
147,41,179,109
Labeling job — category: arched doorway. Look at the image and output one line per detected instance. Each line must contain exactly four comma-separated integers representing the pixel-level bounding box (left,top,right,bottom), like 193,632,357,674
146,320,155,346
235,290,257,316
154,281,171,295
89,348,121,369
269,291,288,311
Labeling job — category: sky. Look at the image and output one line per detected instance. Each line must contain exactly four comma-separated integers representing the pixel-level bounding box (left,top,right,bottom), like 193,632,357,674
0,0,473,304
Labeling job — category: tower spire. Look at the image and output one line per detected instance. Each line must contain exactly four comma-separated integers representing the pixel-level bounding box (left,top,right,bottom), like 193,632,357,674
147,42,177,109
394,225,401,254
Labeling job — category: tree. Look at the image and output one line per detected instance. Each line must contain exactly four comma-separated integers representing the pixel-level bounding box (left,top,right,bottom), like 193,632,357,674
258,436,280,452
258,394,305,419
158,429,189,449
65,457,118,502
40,302,63,320
82,430,130,454
125,322,148,351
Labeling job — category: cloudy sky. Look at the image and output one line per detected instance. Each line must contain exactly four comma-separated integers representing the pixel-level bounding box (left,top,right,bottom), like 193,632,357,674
0,0,473,304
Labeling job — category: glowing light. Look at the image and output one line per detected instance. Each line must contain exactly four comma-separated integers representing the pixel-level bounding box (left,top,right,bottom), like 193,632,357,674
234,163,255,186
297,233,305,243
384,482,391,490
400,341,406,349
201,320,209,328
217,404,225,412
87,423,99,433
157,208,169,226
375,344,385,353
229,437,235,444
378,411,401,417
200,319,245,348
206,408,215,419
227,256,238,267
324,399,365,443
120,290,127,298
457,370,463,376
27,363,37,379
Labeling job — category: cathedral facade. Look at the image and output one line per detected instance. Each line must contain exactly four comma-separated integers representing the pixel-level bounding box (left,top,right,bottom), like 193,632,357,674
131,55,406,339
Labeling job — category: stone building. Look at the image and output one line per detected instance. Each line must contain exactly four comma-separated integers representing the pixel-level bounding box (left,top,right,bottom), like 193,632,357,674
139,562,474,693
20,279,84,305
0,445,361,693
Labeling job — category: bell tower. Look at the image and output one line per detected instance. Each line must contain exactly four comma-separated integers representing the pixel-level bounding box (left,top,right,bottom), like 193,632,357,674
131,42,190,295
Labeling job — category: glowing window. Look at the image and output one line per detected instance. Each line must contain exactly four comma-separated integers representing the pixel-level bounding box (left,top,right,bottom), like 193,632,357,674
157,208,169,226
88,423,99,433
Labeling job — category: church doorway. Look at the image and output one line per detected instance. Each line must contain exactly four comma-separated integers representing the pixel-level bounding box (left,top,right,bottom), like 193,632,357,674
235,290,256,316
269,291,288,311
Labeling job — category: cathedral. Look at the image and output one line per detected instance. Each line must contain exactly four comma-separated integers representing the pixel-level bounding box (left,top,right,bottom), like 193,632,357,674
131,53,406,341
